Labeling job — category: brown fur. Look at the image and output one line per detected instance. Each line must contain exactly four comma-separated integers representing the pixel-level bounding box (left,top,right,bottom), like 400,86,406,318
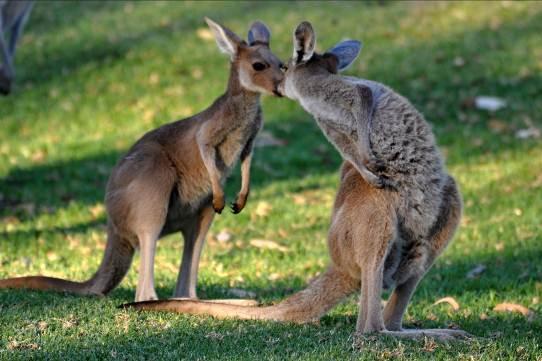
122,162,467,340
0,18,284,302
120,22,470,340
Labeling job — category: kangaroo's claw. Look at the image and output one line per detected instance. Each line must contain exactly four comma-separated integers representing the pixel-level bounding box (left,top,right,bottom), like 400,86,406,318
230,202,242,214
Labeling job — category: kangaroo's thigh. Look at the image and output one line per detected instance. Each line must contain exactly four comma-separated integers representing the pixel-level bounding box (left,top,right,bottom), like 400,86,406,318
383,175,462,331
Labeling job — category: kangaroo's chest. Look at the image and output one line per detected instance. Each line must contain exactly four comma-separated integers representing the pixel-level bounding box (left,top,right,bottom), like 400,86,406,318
218,115,260,170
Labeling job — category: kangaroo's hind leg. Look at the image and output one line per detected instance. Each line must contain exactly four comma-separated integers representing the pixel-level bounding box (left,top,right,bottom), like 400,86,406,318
381,176,470,340
354,207,397,334
114,150,176,302
174,205,214,298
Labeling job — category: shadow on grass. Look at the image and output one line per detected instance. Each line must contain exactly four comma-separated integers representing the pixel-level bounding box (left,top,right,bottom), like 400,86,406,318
1,246,540,358
1,3,542,358
0,115,339,219
2,3,540,216
14,1,300,88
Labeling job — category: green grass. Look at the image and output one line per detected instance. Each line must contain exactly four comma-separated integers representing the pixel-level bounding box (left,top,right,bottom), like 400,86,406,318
1,1,541,359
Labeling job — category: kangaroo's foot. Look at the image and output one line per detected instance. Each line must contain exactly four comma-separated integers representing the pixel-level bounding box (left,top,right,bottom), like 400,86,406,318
135,288,158,302
376,328,472,341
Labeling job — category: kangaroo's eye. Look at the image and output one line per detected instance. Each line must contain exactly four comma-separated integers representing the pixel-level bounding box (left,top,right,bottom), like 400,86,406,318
252,62,266,71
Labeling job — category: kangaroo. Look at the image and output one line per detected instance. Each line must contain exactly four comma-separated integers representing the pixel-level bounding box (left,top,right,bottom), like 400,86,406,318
0,0,33,95
120,22,470,341
0,18,284,302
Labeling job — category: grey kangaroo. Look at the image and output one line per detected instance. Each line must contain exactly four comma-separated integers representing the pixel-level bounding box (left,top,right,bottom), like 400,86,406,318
0,0,33,95
0,18,284,302
122,21,469,341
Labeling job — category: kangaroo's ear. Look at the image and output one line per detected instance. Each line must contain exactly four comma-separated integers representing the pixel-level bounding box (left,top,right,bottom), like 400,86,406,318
248,21,271,46
293,21,316,64
205,17,243,60
326,40,362,72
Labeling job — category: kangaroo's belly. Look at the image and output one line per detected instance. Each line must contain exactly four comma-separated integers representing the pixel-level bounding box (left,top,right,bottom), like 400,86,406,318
159,188,212,237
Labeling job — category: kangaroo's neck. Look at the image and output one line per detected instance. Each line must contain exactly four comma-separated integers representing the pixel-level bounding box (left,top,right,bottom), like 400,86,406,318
221,63,260,111
188,63,260,127
297,75,347,122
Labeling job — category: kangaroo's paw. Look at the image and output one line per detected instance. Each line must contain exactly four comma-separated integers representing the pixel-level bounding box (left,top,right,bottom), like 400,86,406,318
230,202,243,214
230,192,248,214
360,168,396,190
212,196,225,214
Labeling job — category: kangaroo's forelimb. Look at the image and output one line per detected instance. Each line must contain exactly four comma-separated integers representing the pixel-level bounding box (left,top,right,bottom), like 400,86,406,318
231,108,262,214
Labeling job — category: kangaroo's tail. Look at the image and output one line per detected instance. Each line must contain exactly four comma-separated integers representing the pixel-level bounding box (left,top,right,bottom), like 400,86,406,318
122,266,358,323
0,227,134,296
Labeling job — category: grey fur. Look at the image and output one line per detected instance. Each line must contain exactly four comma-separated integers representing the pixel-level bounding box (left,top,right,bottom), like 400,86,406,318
248,21,270,46
279,21,451,263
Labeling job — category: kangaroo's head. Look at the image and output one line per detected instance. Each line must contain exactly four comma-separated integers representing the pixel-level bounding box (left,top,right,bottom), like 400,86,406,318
278,21,362,100
205,17,284,96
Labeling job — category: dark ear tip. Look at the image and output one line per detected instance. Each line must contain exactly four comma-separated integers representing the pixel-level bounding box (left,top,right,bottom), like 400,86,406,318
250,20,268,28
295,21,314,34
248,20,271,45
349,39,363,48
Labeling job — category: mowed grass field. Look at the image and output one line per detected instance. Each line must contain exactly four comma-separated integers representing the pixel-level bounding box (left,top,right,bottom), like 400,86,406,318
1,1,541,359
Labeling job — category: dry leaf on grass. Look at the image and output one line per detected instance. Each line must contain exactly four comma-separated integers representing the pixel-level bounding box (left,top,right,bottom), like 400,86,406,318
516,128,540,139
254,201,272,217
196,28,214,41
7,340,39,350
515,116,540,140
205,331,225,341
250,239,289,253
89,203,105,218
493,303,536,321
216,230,232,243
433,297,460,311
453,56,465,67
488,119,508,133
292,194,307,205
474,96,507,111
466,264,486,279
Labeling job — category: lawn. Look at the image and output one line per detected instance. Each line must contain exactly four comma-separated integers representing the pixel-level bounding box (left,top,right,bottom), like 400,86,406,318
1,1,541,359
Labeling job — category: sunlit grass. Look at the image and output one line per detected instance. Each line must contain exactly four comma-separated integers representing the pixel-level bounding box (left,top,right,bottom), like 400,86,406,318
1,1,541,359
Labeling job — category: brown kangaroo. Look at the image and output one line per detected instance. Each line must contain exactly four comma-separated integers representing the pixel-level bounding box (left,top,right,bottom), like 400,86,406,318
0,18,284,302
121,22,470,341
